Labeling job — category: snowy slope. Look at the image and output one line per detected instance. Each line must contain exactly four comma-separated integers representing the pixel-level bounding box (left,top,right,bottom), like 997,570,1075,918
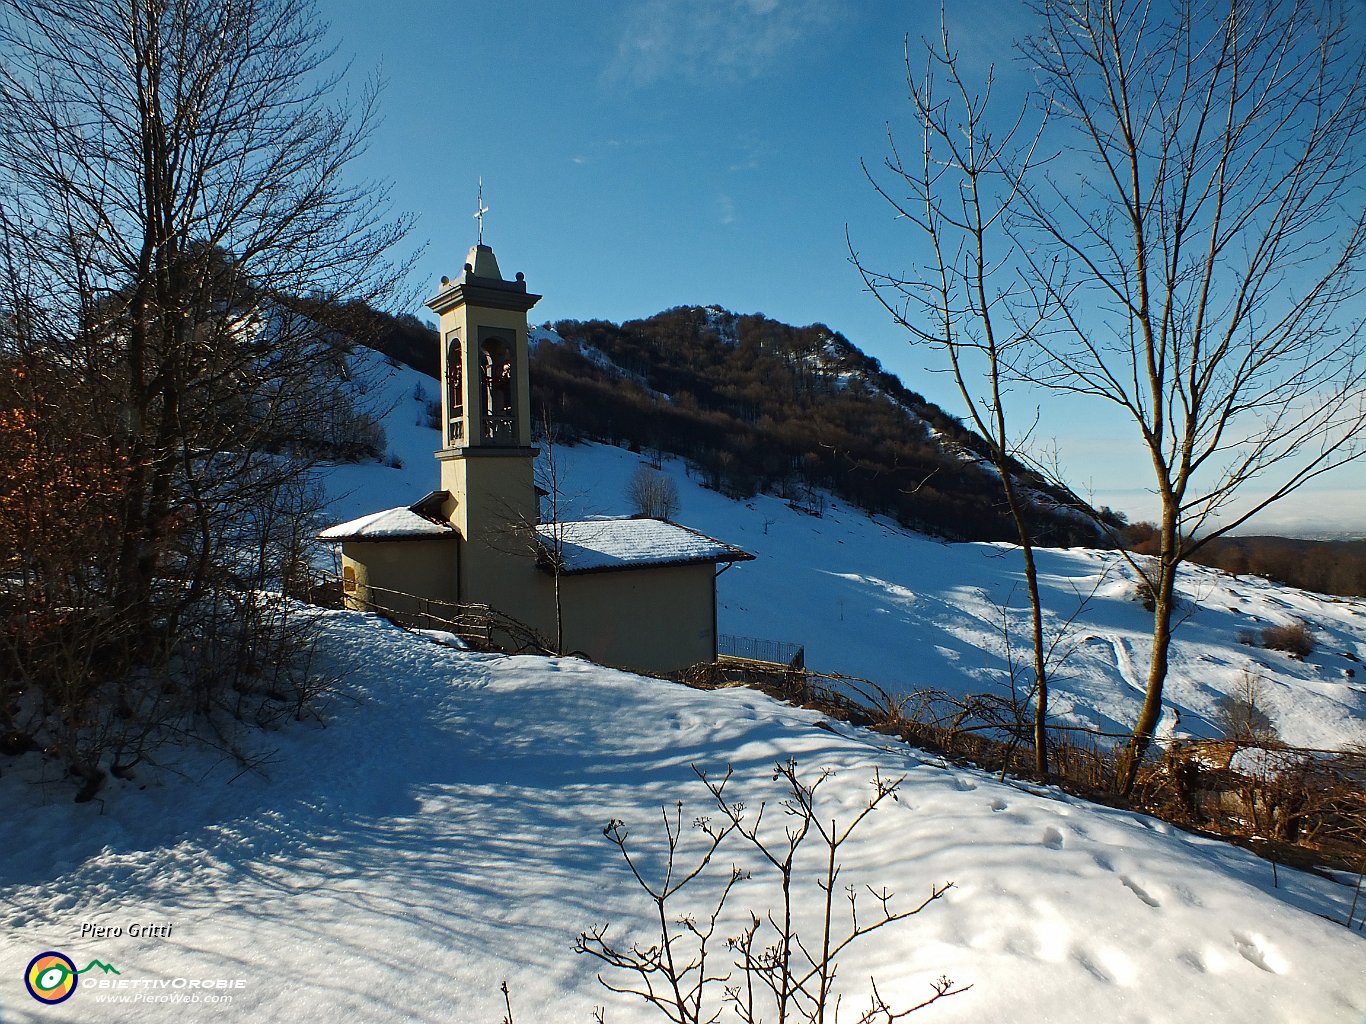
1,611,1363,1023
575,444,1366,753
314,350,1366,752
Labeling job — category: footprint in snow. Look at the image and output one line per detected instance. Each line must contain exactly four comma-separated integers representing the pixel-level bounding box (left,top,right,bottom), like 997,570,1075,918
1233,932,1285,974
989,797,1008,812
1173,883,1204,908
1120,876,1160,908
1072,949,1116,984
1177,949,1206,973
1041,826,1065,850
955,777,978,792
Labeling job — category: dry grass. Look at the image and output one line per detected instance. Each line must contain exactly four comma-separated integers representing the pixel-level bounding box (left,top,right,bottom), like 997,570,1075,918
680,659,1366,876
1260,621,1316,659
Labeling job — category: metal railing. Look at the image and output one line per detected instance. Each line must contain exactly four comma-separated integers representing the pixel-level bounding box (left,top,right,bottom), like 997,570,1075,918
718,633,804,668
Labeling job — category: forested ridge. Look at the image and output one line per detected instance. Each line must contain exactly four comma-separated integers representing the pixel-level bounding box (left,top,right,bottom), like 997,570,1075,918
1123,526,1366,599
268,301,1366,595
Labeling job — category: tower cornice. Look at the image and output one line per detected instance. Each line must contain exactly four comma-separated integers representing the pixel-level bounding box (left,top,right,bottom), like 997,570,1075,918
425,278,542,316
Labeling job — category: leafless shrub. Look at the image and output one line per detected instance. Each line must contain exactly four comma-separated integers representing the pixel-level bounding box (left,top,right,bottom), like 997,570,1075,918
1214,672,1279,745
1260,623,1316,660
627,465,681,521
1045,731,1116,792
1134,582,1156,613
841,678,918,733
577,761,966,1023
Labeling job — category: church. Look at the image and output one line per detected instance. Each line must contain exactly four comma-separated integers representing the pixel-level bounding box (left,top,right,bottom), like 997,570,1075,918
319,239,753,674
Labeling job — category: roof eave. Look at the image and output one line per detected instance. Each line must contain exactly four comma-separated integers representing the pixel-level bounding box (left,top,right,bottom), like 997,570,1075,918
317,529,458,544
542,549,754,576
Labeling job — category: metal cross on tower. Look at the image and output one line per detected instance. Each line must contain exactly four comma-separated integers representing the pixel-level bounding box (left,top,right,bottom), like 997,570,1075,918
473,178,489,245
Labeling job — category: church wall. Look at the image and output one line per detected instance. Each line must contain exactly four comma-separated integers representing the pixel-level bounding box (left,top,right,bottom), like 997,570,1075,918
446,454,555,637
558,562,718,674
439,449,539,539
469,545,559,650
340,537,459,626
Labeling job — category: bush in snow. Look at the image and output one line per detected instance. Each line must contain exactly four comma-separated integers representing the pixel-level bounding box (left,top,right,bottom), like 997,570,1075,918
1260,622,1315,660
577,760,966,1022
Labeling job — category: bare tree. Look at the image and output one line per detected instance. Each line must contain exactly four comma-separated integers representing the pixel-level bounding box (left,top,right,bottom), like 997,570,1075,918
482,414,585,657
0,0,409,789
1011,0,1366,792
627,463,682,521
1213,669,1279,745
536,416,572,655
853,21,1058,775
864,0,1366,793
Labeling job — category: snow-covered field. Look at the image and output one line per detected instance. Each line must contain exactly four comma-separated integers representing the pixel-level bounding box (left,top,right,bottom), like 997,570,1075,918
3,350,1365,1022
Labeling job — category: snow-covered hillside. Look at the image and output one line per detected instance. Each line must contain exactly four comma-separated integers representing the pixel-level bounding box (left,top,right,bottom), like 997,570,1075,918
3,348,1365,1023
2,611,1364,1023
320,351,1366,753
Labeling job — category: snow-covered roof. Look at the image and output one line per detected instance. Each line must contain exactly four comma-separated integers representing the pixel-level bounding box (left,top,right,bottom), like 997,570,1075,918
318,506,456,542
536,518,753,574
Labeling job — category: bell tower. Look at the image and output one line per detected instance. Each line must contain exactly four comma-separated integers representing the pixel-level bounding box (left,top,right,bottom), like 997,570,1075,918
425,241,543,614
427,243,539,456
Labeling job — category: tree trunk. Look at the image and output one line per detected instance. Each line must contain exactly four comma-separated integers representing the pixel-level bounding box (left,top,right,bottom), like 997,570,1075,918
1021,540,1049,777
1116,545,1178,794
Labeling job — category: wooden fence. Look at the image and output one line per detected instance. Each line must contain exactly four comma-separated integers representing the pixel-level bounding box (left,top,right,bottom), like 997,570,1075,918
308,570,554,653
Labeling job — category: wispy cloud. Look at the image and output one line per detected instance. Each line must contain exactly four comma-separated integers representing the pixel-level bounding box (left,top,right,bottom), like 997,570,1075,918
608,0,839,86
725,131,768,172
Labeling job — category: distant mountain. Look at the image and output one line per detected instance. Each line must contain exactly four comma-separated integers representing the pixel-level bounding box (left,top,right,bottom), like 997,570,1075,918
364,303,1115,544
531,307,1113,544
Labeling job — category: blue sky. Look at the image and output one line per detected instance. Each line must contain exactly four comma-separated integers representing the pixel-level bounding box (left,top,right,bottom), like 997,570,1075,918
327,0,1366,537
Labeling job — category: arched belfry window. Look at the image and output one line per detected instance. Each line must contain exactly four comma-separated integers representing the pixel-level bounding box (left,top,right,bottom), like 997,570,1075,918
480,338,515,442
445,332,463,443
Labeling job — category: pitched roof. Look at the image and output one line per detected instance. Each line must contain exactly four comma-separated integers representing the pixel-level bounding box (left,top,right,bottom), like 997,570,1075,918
318,506,456,541
535,518,753,575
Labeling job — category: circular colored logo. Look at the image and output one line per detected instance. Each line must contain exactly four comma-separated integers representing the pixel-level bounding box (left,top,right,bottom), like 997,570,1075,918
25,951,78,1004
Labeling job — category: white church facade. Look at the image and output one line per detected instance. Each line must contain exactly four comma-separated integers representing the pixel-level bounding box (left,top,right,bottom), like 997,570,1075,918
319,241,752,674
